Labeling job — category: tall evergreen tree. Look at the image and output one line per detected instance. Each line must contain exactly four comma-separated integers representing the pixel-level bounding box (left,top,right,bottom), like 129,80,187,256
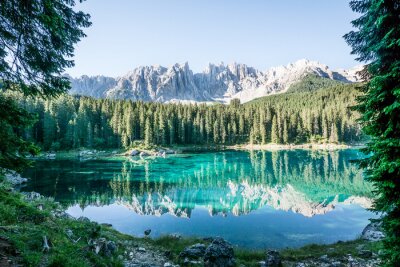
144,117,152,147
344,1,400,264
271,115,279,144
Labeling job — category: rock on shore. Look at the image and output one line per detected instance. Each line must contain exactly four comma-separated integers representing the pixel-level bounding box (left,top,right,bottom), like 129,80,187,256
3,170,28,185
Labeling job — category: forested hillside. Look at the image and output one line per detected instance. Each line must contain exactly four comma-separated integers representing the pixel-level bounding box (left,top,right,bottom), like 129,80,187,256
10,78,363,150
286,74,345,93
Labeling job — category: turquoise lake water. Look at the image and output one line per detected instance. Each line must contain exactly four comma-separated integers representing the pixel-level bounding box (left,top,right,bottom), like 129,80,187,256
22,149,375,249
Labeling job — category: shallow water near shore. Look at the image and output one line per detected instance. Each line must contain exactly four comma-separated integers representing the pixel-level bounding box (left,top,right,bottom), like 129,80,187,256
22,149,376,249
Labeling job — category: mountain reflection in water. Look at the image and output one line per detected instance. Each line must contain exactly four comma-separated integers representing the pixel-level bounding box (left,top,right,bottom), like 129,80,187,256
22,149,375,248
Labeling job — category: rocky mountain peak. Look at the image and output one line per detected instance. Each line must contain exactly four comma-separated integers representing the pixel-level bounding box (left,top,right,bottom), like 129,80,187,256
68,59,362,103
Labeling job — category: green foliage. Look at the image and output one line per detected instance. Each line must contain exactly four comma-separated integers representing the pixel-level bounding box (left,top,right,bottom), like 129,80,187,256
344,0,400,265
9,82,364,150
0,0,91,97
287,74,345,93
0,94,39,171
280,239,383,262
0,188,125,266
0,0,91,172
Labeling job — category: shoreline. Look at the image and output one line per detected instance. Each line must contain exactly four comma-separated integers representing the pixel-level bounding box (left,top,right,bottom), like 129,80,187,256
229,143,365,151
31,143,366,161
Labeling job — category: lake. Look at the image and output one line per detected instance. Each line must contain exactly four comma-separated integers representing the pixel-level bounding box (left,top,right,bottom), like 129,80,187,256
22,149,375,249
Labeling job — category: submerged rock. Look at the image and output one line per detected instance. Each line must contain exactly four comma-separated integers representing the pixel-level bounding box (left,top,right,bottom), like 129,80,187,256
144,229,151,236
139,151,150,157
130,149,140,156
204,237,235,267
156,151,166,157
164,149,176,155
45,153,56,159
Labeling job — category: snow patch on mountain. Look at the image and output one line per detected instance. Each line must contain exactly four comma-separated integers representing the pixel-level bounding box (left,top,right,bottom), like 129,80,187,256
68,59,362,103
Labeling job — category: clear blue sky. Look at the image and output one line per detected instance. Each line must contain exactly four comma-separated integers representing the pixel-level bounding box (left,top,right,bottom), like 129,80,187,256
67,0,359,77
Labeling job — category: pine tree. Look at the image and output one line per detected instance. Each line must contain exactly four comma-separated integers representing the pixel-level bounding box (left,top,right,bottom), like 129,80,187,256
283,118,289,144
259,109,267,144
329,123,338,144
344,1,400,264
239,114,245,142
322,113,329,142
271,115,279,144
213,120,219,144
144,117,152,147
43,103,57,150
168,118,175,145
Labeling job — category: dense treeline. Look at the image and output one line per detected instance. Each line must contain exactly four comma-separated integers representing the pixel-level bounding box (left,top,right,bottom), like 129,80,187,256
11,79,363,150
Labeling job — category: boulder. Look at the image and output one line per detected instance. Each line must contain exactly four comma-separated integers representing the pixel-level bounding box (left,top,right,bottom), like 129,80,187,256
265,250,282,267
105,241,117,257
179,243,206,260
66,229,74,238
144,229,151,236
183,258,203,265
77,216,91,223
361,222,385,241
46,153,56,159
204,238,235,267
88,238,116,257
169,233,182,239
358,250,373,258
165,149,176,155
140,151,150,157
156,151,166,157
21,191,42,201
319,254,329,263
4,170,28,185
130,149,140,156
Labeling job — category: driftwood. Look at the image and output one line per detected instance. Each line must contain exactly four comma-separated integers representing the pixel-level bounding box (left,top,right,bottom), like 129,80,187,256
69,236,81,244
42,236,50,252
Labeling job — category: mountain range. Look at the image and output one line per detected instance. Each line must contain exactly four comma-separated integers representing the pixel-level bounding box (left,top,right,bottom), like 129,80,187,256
68,59,362,103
